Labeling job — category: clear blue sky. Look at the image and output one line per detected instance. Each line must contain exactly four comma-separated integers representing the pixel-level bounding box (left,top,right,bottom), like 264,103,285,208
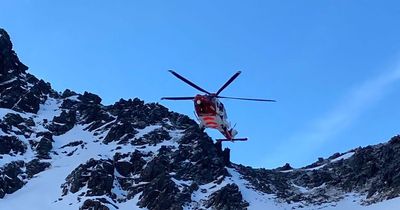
2,1,400,168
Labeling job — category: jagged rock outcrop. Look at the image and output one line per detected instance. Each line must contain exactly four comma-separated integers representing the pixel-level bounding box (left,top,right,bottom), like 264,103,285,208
206,184,249,210
80,198,113,210
62,159,114,196
0,161,25,198
0,29,55,114
0,136,26,155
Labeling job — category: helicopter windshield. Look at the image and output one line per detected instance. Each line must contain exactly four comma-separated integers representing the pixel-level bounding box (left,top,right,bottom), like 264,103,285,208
195,99,216,116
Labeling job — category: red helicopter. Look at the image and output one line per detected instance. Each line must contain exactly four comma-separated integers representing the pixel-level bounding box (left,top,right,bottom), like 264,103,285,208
162,70,275,142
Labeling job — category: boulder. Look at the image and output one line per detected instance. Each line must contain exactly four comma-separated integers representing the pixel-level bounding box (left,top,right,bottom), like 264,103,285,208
0,136,26,155
206,183,249,210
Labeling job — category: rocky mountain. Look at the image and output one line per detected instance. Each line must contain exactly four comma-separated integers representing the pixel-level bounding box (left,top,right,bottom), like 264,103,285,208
0,28,400,210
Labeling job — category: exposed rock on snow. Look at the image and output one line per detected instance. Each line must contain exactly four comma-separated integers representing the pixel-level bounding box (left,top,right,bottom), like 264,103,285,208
206,183,249,209
0,136,26,155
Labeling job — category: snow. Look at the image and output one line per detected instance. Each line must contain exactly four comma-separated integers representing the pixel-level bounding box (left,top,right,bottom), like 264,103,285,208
171,177,192,191
2,164,75,209
304,152,355,171
313,194,400,210
134,125,162,139
66,95,80,101
305,163,327,171
35,97,63,124
331,152,355,163
279,169,294,173
0,77,17,86
293,183,309,193
0,108,28,119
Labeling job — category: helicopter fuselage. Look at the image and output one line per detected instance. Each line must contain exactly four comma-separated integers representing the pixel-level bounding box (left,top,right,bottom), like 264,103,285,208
193,94,236,140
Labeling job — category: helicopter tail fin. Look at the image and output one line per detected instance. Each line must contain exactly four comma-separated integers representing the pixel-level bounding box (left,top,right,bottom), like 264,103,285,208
230,129,238,138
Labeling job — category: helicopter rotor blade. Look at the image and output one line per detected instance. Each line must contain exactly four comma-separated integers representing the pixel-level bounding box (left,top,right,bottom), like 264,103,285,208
168,70,211,94
161,97,195,100
215,71,242,96
217,96,276,102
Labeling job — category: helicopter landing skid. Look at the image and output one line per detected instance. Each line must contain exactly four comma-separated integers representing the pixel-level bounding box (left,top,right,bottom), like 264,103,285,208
216,138,248,142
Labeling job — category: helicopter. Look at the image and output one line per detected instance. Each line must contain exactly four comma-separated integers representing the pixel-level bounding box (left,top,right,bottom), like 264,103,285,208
162,70,275,142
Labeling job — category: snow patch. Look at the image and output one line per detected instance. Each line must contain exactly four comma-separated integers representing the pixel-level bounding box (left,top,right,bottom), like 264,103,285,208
331,152,355,163
0,77,17,86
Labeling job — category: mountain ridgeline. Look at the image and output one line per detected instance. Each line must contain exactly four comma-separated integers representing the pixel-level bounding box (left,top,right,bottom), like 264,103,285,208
1,28,400,210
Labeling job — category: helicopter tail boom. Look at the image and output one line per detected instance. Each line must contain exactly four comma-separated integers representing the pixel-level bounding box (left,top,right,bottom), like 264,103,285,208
216,138,248,142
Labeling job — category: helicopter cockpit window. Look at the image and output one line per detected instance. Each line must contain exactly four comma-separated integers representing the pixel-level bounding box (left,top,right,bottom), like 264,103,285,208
196,100,216,116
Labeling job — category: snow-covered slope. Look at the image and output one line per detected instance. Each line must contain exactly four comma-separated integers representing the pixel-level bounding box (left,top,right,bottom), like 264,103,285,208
1,28,400,210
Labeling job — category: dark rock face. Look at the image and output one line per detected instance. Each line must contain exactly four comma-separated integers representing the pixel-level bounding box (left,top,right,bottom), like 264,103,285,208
133,128,171,146
25,159,51,178
80,199,110,210
0,29,28,78
78,92,102,104
48,110,76,135
0,29,54,114
104,120,137,144
138,174,191,210
60,140,85,149
116,150,146,176
0,113,35,138
17,79,52,113
61,89,77,98
276,163,293,171
62,159,114,196
0,136,26,155
140,155,170,182
206,184,249,210
0,161,26,198
3,113,24,125
35,135,53,159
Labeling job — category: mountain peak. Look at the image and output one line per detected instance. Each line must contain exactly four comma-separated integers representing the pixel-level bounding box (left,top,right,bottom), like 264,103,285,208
0,28,55,113
0,28,28,77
